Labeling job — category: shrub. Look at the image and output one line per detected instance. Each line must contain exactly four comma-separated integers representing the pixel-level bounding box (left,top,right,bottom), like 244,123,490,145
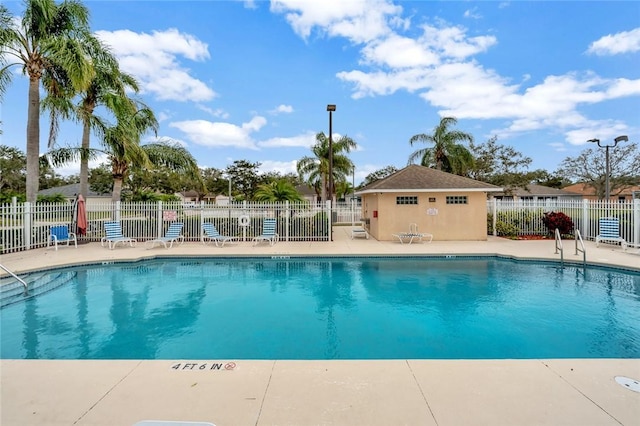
542,211,574,236
495,221,519,238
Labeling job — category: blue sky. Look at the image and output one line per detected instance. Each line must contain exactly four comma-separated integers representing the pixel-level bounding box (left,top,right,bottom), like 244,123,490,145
2,0,639,184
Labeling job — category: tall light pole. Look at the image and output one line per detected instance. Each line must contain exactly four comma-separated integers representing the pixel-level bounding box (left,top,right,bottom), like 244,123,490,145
588,135,628,202
326,104,336,204
327,104,336,242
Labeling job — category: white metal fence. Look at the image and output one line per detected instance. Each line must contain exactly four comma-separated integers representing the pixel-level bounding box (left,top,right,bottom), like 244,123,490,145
3,198,638,253
0,200,333,253
488,199,640,245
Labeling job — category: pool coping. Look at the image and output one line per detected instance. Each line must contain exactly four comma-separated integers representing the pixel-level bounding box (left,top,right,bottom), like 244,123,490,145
1,236,639,425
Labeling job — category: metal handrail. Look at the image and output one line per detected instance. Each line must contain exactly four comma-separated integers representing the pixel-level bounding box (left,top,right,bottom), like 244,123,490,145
554,228,564,267
0,263,28,291
575,230,586,268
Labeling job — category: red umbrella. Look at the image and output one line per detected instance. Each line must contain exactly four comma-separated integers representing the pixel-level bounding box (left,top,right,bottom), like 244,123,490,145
76,194,87,236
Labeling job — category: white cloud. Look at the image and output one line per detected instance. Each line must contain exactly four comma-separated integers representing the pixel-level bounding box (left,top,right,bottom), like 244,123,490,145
169,116,267,149
463,8,482,20
259,160,298,175
270,0,403,43
259,131,316,148
54,153,109,177
587,28,640,56
95,28,216,102
197,105,230,119
270,104,294,114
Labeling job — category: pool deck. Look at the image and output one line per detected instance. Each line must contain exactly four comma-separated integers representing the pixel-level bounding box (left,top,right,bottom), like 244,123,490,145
1,229,639,426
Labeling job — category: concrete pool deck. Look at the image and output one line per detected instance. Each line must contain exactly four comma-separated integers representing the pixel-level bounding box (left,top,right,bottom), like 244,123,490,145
1,229,639,425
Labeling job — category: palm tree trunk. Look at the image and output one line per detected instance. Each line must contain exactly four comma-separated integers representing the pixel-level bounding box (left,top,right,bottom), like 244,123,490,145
79,118,92,197
26,77,41,203
112,178,123,202
321,175,327,202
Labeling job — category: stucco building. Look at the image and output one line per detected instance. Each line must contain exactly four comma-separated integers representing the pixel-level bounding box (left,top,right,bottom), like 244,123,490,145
355,165,502,241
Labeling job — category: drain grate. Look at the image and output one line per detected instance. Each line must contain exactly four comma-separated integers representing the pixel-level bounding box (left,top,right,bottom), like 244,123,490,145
615,376,640,393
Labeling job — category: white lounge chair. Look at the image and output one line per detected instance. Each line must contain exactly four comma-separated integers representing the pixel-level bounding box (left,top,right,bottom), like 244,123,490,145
101,221,136,249
202,223,237,247
46,224,77,250
146,222,184,249
392,223,433,244
596,217,625,247
351,222,369,239
253,218,278,246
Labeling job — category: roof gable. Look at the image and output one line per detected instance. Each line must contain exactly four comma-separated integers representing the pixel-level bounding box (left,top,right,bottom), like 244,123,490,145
357,165,502,193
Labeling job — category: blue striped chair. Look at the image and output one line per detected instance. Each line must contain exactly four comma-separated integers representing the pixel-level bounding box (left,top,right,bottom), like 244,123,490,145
252,218,278,246
102,221,137,249
146,222,184,249
202,223,237,247
595,217,626,247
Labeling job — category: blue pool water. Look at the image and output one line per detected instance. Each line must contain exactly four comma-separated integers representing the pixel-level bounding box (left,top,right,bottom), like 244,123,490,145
1,257,639,360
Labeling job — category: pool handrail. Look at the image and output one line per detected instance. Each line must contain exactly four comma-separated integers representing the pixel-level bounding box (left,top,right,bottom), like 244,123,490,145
0,263,28,292
575,229,586,268
554,228,563,267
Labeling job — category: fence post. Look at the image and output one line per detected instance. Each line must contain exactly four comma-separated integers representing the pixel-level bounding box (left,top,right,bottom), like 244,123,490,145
285,201,290,242
157,201,163,238
326,200,332,241
582,199,589,239
115,201,121,223
491,198,497,236
24,202,32,250
634,199,640,246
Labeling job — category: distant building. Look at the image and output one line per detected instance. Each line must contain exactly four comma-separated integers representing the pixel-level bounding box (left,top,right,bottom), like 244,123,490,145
562,183,640,202
355,165,502,241
494,184,582,202
38,183,110,205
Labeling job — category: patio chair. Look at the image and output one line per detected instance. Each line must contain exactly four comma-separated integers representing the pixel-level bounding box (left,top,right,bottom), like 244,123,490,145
46,224,77,250
351,222,369,239
146,222,184,249
202,223,237,247
392,223,433,244
252,218,278,246
596,217,626,247
101,221,137,249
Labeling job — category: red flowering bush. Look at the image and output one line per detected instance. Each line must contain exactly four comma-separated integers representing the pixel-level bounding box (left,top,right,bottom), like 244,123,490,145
542,211,574,236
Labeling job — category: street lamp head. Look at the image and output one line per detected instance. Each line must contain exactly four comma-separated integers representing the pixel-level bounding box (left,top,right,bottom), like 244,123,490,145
614,135,628,143
326,104,336,112
587,138,600,144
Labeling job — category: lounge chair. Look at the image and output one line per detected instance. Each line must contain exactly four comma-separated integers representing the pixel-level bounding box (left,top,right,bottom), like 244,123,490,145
146,222,184,249
101,221,137,249
351,222,369,239
392,223,433,244
252,218,278,246
202,223,237,247
596,217,626,247
46,224,77,250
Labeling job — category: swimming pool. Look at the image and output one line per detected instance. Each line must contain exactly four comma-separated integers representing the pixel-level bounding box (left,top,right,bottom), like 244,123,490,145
1,257,639,360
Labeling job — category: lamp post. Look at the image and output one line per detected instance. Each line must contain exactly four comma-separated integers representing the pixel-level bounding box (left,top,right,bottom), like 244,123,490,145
326,104,336,204
588,135,628,202
327,104,336,242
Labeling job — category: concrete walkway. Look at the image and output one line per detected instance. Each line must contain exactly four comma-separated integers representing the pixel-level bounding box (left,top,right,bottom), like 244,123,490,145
1,229,639,426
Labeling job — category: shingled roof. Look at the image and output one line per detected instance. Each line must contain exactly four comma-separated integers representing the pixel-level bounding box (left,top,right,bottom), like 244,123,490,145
356,165,502,194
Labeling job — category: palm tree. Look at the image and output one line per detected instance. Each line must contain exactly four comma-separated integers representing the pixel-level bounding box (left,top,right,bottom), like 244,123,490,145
297,132,356,203
43,39,139,199
254,180,305,202
47,104,201,201
408,116,475,175
0,0,96,202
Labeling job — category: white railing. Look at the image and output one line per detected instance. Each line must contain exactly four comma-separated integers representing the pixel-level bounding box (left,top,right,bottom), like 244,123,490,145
488,198,639,245
0,200,332,253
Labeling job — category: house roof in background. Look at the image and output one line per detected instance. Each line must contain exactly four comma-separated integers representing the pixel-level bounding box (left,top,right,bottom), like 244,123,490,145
38,183,109,198
563,183,640,196
356,165,502,194
499,184,582,197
